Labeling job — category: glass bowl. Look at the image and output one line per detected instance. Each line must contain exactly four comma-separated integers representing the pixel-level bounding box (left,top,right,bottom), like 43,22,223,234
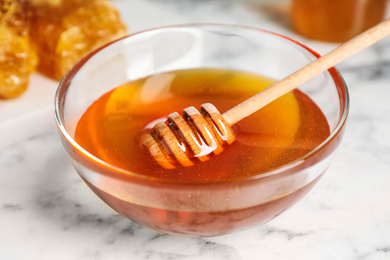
55,24,349,237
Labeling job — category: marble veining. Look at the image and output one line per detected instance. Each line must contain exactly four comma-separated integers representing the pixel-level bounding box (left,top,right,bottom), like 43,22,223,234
1,0,390,259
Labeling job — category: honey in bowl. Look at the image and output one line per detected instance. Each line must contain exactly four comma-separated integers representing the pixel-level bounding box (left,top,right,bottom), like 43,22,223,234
75,68,330,182
73,68,330,235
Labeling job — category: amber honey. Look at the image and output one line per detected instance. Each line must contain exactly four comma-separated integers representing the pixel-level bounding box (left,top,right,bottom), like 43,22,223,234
75,68,330,182
74,68,330,235
292,0,388,42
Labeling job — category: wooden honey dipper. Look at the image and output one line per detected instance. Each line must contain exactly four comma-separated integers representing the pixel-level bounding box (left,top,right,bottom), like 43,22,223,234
141,19,390,169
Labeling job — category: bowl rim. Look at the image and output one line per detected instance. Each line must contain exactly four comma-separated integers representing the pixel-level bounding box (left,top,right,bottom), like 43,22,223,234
54,23,350,185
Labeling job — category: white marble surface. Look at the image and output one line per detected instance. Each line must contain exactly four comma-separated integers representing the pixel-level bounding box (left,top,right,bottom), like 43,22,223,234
1,0,390,259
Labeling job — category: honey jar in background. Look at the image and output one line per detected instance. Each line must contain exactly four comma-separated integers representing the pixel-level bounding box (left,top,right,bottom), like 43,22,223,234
291,0,388,42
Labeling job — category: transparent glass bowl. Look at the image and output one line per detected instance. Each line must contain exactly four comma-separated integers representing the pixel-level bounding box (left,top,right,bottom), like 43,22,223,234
55,24,349,237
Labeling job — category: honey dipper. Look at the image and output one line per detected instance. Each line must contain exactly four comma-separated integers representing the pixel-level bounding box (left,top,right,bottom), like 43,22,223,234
141,19,390,169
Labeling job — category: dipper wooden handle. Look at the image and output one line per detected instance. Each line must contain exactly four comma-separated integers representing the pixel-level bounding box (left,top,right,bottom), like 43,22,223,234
141,18,390,169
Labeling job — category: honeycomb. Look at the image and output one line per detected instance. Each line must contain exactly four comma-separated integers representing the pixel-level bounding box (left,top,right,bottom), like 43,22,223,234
0,0,127,99
29,0,127,80
0,0,37,99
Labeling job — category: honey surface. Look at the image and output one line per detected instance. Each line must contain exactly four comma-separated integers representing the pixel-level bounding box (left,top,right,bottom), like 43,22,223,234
74,69,330,182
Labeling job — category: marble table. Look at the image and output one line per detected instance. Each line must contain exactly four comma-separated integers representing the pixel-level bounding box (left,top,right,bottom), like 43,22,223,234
1,0,390,259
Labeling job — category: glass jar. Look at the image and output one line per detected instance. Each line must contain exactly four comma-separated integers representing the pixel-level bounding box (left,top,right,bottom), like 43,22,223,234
292,0,388,42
